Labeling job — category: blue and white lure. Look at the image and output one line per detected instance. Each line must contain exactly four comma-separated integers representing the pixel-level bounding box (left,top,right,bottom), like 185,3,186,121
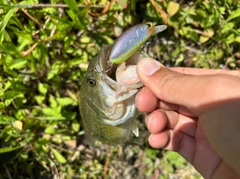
109,22,167,64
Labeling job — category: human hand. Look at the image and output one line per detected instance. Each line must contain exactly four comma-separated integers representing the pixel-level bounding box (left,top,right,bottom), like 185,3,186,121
135,58,240,179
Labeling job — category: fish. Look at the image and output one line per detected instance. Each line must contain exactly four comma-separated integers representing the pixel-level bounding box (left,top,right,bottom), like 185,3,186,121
79,23,167,145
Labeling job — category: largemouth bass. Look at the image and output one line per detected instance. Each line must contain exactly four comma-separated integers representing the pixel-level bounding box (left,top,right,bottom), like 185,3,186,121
79,23,167,145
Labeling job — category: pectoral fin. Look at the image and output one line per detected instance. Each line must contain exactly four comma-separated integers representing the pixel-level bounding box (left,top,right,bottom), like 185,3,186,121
84,129,97,146
131,119,139,137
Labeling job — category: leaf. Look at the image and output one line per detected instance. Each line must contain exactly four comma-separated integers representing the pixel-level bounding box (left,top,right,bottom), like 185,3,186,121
80,36,91,43
45,127,56,134
229,61,236,68
226,8,240,22
47,61,62,79
0,41,21,55
0,8,17,34
38,83,48,94
13,120,23,130
62,111,76,120
0,4,15,8
167,1,180,16
102,35,114,44
72,122,80,132
221,22,234,33
42,107,60,116
178,27,198,42
175,54,184,66
66,90,78,103
199,29,214,43
201,14,215,28
47,69,58,79
0,115,15,124
37,116,66,120
8,59,27,69
34,95,45,104
3,81,11,92
0,146,22,154
64,0,79,13
49,95,58,108
51,148,66,164
226,34,235,45
234,36,240,43
4,91,24,100
167,151,185,168
1,29,11,43
56,97,76,106
14,31,33,42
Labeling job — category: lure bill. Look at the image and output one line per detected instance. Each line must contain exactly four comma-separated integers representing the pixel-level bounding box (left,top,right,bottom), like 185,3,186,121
109,22,167,64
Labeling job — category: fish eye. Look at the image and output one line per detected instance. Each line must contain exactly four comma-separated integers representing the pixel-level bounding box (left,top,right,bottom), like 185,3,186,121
146,22,153,29
87,78,96,87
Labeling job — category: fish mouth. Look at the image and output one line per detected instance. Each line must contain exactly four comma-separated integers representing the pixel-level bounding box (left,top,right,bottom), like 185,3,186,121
94,45,148,126
98,44,148,88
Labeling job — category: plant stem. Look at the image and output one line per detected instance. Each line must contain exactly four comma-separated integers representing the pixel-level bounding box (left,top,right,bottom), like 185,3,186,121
0,3,105,9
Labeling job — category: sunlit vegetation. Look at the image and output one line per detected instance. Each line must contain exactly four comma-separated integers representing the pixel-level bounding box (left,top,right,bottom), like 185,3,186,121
0,0,239,178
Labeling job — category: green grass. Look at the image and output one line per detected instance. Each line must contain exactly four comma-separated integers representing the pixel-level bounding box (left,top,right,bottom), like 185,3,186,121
0,0,239,178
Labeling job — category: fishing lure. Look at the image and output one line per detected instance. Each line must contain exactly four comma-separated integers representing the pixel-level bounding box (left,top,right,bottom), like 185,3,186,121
109,22,167,64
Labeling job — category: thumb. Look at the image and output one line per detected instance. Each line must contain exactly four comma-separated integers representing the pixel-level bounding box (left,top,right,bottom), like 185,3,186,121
136,58,213,109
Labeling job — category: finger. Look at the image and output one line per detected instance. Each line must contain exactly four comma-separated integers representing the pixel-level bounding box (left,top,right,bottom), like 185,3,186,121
150,127,222,178
158,100,195,117
136,58,240,114
144,109,167,134
146,109,197,137
148,129,196,164
170,67,240,77
135,87,158,112
136,87,195,117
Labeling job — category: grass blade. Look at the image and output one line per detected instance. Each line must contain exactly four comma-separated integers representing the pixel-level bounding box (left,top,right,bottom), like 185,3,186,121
0,8,17,34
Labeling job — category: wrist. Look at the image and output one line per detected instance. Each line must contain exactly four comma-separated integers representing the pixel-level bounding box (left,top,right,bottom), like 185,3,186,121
211,161,240,179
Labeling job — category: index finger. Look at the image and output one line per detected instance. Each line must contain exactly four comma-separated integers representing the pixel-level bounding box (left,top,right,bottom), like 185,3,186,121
136,58,240,114
170,67,240,77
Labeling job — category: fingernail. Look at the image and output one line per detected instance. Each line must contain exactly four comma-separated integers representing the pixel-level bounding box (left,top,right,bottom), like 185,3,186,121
139,58,161,76
147,113,154,129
